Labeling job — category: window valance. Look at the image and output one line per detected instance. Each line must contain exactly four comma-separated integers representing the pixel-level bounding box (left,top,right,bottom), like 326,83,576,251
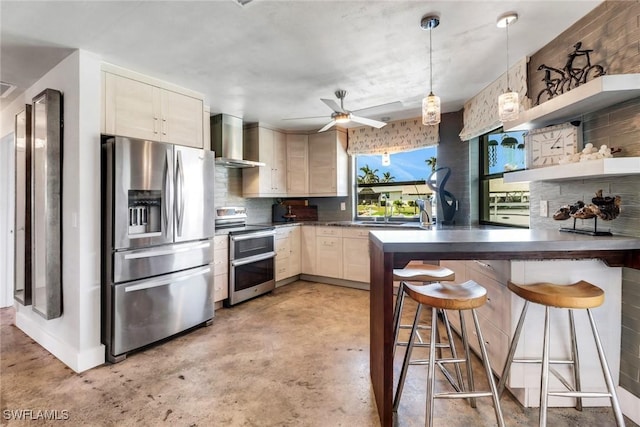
347,117,439,156
459,57,530,141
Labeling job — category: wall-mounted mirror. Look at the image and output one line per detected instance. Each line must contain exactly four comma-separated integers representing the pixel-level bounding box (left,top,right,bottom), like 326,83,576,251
14,106,32,305
32,88,63,319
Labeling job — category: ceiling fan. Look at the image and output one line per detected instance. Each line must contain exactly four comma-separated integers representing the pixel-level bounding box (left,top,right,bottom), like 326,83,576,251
286,90,401,132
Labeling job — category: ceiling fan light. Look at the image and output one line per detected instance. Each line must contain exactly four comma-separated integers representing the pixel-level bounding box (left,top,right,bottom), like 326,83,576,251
422,93,441,126
498,91,519,122
335,112,351,123
381,151,391,166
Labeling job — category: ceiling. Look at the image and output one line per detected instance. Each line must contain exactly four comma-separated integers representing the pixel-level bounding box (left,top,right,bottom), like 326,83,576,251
1,0,602,132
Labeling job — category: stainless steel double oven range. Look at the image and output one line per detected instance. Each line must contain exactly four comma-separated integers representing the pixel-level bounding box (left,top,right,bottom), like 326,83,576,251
215,207,276,306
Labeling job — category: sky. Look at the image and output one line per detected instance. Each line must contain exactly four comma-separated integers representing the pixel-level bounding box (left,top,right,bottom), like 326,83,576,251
356,146,437,182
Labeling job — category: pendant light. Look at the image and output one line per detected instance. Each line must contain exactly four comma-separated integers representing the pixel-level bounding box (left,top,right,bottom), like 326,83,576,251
497,12,519,122
381,152,391,166
421,14,440,126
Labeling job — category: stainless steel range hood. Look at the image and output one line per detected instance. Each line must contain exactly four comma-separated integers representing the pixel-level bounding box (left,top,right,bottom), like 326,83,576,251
211,114,265,168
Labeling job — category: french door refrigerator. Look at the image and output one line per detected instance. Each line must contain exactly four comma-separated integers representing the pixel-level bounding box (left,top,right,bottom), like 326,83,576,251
102,136,215,362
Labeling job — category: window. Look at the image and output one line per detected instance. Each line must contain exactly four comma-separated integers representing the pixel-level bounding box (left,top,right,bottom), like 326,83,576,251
355,146,437,221
479,128,529,227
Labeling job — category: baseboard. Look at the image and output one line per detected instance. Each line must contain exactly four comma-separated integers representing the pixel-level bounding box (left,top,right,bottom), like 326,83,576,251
16,310,105,373
299,274,369,290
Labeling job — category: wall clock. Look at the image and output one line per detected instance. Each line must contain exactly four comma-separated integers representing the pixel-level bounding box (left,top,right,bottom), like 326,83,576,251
526,122,582,168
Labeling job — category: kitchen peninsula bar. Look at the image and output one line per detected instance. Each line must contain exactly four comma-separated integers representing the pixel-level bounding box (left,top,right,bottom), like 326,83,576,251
368,228,640,427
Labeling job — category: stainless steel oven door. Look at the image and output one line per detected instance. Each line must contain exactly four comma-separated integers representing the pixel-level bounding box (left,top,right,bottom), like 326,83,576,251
229,231,275,260
228,252,275,306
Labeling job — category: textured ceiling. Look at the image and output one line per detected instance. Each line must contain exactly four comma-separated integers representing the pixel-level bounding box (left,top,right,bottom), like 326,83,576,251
0,0,602,131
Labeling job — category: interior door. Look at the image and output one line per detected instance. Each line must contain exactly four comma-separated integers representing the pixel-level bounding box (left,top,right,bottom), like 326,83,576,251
112,137,173,250
173,145,215,243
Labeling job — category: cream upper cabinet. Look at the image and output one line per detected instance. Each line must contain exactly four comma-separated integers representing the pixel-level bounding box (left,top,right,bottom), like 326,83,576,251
308,129,348,197
286,134,309,196
243,126,287,197
103,71,204,148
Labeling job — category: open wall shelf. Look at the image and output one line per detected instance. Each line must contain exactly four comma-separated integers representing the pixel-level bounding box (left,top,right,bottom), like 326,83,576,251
503,157,640,183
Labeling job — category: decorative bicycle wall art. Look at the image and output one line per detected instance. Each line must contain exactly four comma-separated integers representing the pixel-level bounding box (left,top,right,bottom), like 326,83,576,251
536,41,607,105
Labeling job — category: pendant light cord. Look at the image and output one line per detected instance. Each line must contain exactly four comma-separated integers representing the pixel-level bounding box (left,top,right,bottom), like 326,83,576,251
429,27,433,95
505,21,510,91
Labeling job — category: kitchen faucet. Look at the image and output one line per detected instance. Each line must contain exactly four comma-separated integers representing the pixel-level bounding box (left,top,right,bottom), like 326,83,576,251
382,194,391,223
417,199,431,228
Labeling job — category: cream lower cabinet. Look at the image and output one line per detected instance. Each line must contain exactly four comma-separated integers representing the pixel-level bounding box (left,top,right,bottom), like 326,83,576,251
342,228,371,283
103,70,204,148
301,225,316,275
440,259,621,408
275,226,301,281
213,236,229,302
315,227,343,279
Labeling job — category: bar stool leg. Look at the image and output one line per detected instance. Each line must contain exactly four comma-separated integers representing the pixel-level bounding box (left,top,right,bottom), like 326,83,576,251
568,309,583,411
459,310,477,408
498,301,530,397
586,309,626,427
471,309,505,427
441,309,465,393
425,307,438,427
540,306,551,427
393,304,422,412
393,282,406,359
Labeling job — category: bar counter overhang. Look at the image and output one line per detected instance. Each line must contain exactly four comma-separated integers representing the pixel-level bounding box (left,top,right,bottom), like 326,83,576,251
368,228,640,427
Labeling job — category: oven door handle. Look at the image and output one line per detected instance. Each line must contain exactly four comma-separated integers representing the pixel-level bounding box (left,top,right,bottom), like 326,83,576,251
231,251,276,267
230,231,276,241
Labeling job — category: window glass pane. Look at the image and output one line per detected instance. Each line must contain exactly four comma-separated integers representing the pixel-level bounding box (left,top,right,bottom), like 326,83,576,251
484,130,527,175
355,146,436,220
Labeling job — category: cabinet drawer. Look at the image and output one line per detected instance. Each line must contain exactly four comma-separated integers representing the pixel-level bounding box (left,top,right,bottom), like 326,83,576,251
213,273,228,302
440,260,466,284
342,228,371,239
466,269,510,332
275,238,290,257
276,226,295,238
466,260,510,284
276,261,290,281
316,226,342,237
213,236,228,250
213,248,228,275
466,314,509,375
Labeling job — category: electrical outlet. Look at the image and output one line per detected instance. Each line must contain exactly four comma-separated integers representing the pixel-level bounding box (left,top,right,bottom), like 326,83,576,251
540,200,548,217
340,202,346,211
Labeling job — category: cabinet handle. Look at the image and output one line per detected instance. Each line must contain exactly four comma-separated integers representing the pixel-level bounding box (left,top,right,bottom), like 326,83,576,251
162,118,167,135
153,117,159,134
473,260,494,271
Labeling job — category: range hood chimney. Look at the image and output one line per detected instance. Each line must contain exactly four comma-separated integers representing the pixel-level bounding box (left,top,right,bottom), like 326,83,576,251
211,114,265,168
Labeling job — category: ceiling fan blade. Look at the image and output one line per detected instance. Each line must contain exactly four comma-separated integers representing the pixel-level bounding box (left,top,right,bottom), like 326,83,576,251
351,100,403,116
321,98,345,113
282,115,327,121
318,120,337,133
350,115,387,129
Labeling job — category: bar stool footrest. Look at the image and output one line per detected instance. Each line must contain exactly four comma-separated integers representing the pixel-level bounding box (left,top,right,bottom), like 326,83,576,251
435,391,494,399
548,391,614,399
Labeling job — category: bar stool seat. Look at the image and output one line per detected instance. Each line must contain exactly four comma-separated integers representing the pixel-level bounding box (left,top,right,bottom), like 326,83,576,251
394,280,505,427
392,264,463,393
498,280,624,427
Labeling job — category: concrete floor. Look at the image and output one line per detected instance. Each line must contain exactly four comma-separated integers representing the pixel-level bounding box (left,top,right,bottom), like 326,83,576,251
0,280,635,426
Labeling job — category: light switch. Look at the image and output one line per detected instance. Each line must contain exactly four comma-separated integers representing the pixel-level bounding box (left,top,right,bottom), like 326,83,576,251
340,202,346,211
540,200,548,217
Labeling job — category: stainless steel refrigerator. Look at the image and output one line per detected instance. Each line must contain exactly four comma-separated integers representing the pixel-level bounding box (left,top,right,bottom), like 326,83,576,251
102,136,215,363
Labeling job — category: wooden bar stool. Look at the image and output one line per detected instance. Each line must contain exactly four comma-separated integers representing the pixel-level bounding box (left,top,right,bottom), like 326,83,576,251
392,264,464,392
393,279,505,427
497,280,625,427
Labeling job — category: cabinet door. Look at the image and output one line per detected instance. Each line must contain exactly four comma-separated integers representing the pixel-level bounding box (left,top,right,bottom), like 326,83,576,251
316,236,343,279
161,90,204,148
286,134,309,195
342,235,370,283
289,226,301,275
272,131,287,193
301,226,316,275
104,73,158,141
308,132,336,195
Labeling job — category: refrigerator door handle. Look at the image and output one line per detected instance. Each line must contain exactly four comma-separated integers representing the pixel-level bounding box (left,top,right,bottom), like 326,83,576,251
125,266,211,293
163,148,173,238
123,242,211,260
176,150,185,237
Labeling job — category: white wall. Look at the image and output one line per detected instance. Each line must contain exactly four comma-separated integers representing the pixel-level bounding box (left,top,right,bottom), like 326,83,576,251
0,49,104,372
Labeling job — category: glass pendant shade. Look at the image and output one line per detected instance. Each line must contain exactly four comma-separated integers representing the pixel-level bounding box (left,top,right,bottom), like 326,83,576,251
422,93,441,126
381,151,391,166
498,91,519,122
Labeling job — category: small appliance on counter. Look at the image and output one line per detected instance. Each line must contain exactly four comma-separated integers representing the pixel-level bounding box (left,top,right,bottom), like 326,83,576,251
272,201,318,223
